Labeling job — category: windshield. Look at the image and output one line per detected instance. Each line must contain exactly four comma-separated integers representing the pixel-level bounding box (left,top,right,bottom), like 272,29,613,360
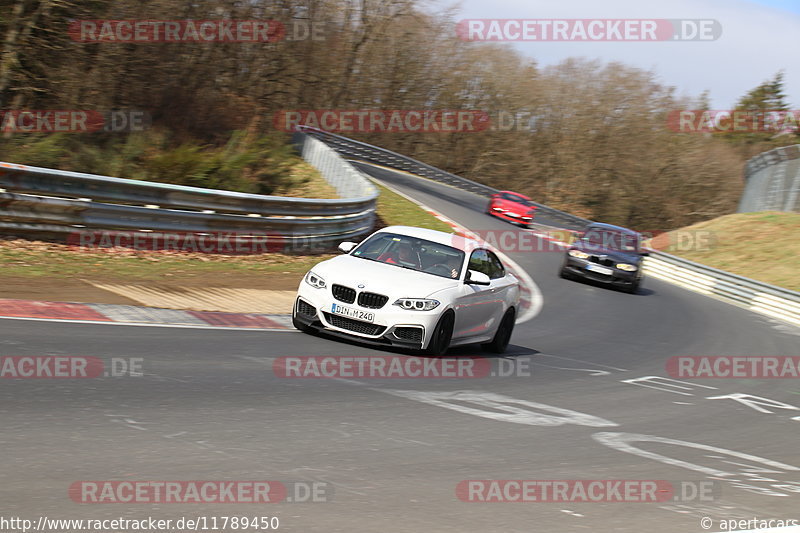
351,233,465,279
582,229,641,252
503,193,534,207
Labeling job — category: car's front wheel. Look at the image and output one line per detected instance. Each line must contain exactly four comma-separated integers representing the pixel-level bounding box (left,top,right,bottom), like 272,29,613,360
426,311,454,356
483,308,515,354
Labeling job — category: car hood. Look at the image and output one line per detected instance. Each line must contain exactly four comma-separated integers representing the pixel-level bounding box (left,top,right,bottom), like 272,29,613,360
502,203,535,214
310,254,461,298
570,241,643,263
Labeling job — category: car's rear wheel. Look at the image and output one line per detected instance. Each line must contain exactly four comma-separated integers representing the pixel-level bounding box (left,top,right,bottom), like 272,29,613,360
483,308,515,354
426,311,454,356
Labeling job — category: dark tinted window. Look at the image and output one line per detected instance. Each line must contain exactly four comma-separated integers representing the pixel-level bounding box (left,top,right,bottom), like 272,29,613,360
486,251,506,279
502,193,533,206
468,249,492,277
582,228,640,251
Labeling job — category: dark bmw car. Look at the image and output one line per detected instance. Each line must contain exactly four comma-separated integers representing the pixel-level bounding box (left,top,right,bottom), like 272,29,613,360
559,223,647,293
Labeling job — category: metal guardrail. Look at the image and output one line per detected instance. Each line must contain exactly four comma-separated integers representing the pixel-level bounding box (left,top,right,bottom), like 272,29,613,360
643,251,800,326
739,144,800,213
298,126,592,231
0,135,378,251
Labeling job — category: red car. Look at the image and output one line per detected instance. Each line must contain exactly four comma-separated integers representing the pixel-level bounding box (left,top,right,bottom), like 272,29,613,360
486,191,537,227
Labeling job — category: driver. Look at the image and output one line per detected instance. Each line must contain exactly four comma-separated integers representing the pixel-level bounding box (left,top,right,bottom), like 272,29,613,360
444,254,461,279
380,242,420,268
395,243,420,267
428,254,461,278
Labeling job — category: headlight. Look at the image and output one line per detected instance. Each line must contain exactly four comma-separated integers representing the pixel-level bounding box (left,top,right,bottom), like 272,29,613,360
568,250,590,259
393,298,440,311
616,263,638,272
304,271,327,289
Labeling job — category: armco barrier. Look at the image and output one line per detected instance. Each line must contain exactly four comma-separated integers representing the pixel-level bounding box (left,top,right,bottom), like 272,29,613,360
643,251,800,327
0,134,378,250
739,144,800,213
297,126,592,231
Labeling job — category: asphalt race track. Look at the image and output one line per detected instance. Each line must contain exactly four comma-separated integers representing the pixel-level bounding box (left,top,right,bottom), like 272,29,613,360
2,165,799,533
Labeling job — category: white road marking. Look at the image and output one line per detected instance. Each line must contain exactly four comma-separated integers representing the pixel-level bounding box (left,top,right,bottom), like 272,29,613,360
592,432,800,479
706,393,800,415
621,376,717,396
529,362,611,376
537,353,628,372
380,389,618,427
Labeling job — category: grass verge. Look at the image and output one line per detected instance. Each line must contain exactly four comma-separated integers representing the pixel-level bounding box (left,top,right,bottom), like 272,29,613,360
372,182,454,232
652,211,800,291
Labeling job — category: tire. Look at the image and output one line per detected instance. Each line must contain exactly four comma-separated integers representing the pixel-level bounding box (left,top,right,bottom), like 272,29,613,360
483,308,515,354
425,311,454,356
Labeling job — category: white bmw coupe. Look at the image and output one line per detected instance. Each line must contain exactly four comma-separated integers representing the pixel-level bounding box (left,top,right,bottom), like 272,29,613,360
293,226,520,355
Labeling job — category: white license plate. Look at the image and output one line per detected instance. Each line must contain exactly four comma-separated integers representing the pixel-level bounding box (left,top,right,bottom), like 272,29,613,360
586,264,613,275
331,303,375,322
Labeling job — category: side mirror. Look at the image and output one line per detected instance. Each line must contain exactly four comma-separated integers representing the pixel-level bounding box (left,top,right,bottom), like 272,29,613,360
338,242,357,253
465,270,491,286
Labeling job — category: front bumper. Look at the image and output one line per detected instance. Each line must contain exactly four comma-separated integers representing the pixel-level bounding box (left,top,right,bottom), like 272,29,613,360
293,286,444,350
563,256,640,286
490,208,534,225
